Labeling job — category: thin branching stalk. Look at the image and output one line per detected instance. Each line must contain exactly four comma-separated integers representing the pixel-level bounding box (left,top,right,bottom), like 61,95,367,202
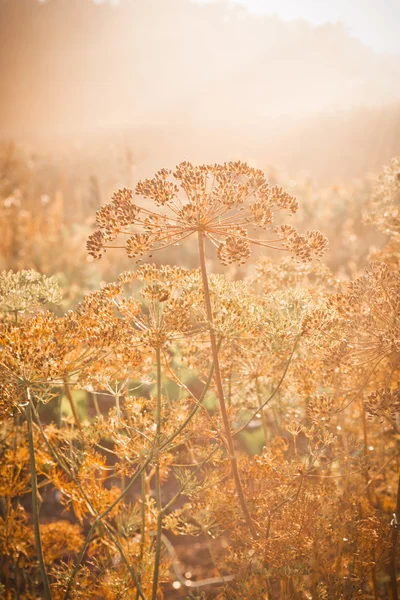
25,390,52,600
140,471,146,558
63,379,82,431
31,357,217,599
102,524,146,600
157,350,217,456
92,391,102,418
161,446,218,515
197,230,256,538
135,469,147,600
30,402,145,600
361,400,375,510
390,476,400,600
255,377,269,443
151,347,163,600
233,334,300,436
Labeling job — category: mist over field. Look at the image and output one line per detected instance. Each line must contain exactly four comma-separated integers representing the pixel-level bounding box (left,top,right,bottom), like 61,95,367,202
1,0,399,184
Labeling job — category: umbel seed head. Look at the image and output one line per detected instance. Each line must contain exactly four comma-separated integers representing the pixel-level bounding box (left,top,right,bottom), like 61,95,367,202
87,161,328,265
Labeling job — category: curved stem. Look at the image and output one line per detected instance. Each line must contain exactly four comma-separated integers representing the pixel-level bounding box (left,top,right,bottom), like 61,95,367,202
151,347,163,600
197,231,256,537
232,334,299,436
25,391,52,600
158,346,218,452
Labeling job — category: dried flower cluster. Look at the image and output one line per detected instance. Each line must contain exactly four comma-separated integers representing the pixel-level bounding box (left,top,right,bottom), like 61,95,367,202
88,162,327,265
0,270,63,318
1,158,400,600
366,157,400,237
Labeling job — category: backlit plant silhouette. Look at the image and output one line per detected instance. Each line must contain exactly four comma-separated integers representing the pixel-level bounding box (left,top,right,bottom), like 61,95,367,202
2,158,400,599
87,161,328,538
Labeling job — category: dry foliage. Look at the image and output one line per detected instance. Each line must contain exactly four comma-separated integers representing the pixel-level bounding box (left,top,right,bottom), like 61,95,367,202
0,158,399,600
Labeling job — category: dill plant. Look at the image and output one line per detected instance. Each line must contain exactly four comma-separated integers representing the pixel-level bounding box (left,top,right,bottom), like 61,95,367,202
88,161,327,540
2,159,400,599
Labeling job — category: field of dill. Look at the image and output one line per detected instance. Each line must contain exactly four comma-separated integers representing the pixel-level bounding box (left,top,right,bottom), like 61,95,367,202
0,140,399,600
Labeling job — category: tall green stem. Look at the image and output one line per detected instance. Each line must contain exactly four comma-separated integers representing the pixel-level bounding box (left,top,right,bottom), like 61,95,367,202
151,347,163,600
25,391,52,600
197,231,256,537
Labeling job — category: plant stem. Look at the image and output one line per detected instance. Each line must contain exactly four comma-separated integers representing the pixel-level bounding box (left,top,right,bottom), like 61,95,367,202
103,525,146,600
92,392,102,418
25,392,52,600
390,476,400,600
197,231,256,537
136,470,147,600
152,347,163,600
256,377,269,443
35,354,216,599
54,359,216,600
30,403,145,600
63,380,82,431
360,393,375,506
140,470,146,559
233,336,299,436
158,346,218,452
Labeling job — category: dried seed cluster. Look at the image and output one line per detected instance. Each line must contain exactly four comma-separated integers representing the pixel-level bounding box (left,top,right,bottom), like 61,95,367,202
88,161,328,265
2,158,400,600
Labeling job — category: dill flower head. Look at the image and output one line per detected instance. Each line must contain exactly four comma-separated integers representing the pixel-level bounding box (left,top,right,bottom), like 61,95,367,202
117,265,202,349
328,261,400,364
366,156,400,237
69,265,203,366
365,387,400,422
87,161,328,265
303,261,400,370
0,298,126,414
0,312,75,413
249,256,335,296
0,270,62,318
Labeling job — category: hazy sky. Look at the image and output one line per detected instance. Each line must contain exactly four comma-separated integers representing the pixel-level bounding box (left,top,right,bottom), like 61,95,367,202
196,0,400,54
